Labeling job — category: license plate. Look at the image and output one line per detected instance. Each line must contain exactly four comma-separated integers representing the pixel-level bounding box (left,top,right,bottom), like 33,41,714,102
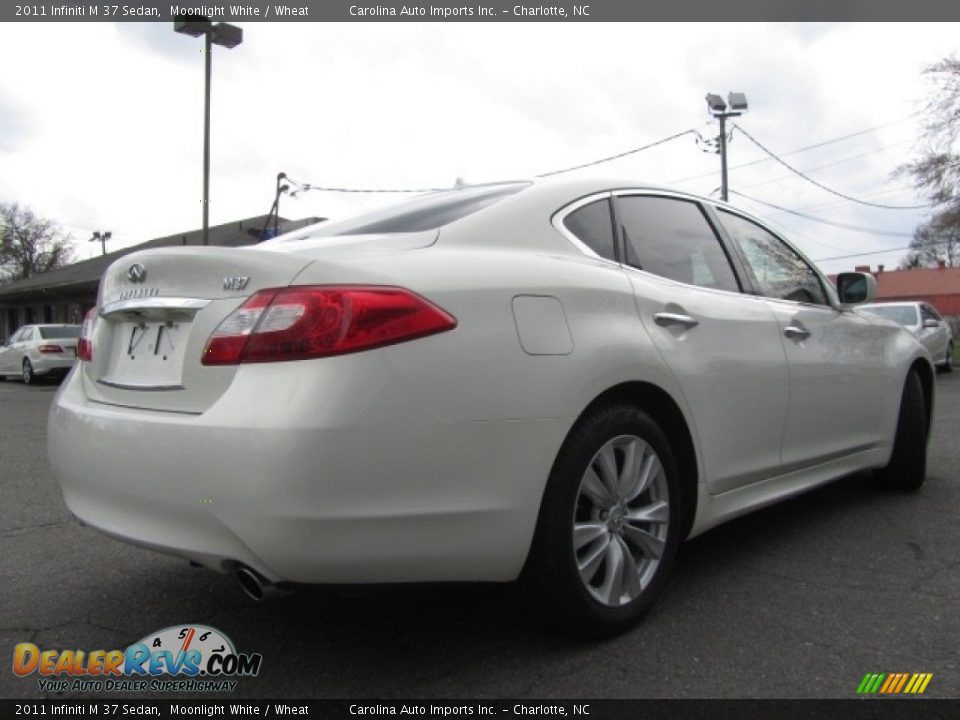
99,320,188,388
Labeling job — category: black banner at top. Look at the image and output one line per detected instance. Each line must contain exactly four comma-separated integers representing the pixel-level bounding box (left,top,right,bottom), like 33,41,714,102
4,0,960,22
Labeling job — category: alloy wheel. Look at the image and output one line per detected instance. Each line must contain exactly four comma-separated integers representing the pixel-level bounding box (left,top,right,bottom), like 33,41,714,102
572,434,670,607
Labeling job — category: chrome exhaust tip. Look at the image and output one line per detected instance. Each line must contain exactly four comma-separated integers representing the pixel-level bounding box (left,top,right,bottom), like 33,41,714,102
237,566,289,602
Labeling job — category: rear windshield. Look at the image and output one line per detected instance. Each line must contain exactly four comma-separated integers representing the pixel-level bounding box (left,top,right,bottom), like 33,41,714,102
281,182,530,239
38,326,81,339
862,306,918,326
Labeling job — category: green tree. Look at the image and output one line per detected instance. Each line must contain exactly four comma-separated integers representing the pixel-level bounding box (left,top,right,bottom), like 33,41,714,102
899,57,960,268
0,202,73,283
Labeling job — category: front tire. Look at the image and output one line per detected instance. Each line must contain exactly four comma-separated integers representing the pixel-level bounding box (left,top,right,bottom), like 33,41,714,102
521,404,682,638
875,369,927,491
943,342,954,373
22,359,35,385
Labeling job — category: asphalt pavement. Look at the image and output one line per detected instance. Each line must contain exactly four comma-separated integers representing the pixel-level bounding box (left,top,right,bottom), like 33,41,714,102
1,372,958,699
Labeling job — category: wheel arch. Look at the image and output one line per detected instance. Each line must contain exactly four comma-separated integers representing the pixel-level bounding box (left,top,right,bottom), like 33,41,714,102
575,381,700,540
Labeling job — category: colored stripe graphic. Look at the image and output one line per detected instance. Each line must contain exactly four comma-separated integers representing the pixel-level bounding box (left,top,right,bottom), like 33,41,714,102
857,673,932,694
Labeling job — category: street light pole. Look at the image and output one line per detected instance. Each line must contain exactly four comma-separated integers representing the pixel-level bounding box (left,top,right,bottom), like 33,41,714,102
705,92,748,202
89,231,111,256
718,113,728,202
203,29,212,246
174,17,243,245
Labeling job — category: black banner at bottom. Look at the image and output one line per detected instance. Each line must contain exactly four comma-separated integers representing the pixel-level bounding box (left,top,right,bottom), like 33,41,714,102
3,699,960,720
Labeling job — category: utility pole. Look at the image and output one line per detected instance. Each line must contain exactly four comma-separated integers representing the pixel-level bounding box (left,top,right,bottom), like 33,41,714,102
705,92,748,202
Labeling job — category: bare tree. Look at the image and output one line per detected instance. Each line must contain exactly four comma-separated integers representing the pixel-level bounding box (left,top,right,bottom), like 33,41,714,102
899,219,960,269
0,202,73,283
898,57,960,268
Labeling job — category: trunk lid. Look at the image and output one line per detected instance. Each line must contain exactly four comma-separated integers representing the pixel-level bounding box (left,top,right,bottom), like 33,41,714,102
82,246,315,413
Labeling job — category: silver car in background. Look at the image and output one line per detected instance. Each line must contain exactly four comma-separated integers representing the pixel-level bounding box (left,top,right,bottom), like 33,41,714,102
861,302,954,372
0,324,81,384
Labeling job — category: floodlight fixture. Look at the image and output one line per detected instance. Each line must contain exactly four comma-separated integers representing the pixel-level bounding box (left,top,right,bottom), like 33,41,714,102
173,17,210,37
705,93,727,114
728,92,748,112
212,23,243,49
89,231,111,256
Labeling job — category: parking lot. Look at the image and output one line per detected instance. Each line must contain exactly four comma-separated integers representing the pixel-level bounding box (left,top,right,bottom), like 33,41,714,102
1,372,959,700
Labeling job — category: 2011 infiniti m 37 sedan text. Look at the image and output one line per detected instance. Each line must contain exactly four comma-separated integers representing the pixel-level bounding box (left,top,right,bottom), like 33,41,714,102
49,178,934,636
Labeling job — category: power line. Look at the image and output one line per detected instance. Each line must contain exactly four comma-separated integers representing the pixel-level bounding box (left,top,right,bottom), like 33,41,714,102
811,243,949,263
286,180,447,194
729,190,915,238
731,194,852,253
732,124,930,210
669,116,913,184
790,185,921,213
733,138,916,192
534,126,706,177
285,127,709,194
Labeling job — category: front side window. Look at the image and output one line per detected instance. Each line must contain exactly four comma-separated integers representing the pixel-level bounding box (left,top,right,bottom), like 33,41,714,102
717,210,827,306
921,304,941,322
616,195,740,292
562,198,616,261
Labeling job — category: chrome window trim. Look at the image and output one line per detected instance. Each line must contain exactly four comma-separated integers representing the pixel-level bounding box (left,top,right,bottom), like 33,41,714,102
551,191,617,264
611,188,749,299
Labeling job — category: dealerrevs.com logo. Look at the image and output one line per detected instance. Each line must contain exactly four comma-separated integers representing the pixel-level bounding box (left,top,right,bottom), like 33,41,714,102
13,624,262,693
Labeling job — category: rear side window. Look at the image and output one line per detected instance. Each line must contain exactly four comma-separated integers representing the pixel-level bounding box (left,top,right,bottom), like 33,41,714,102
286,183,530,238
39,326,81,339
617,196,740,292
562,198,616,261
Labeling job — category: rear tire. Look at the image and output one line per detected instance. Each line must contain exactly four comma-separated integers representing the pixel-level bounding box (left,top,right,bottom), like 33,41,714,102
875,369,927,491
22,359,34,385
943,342,954,373
521,404,682,638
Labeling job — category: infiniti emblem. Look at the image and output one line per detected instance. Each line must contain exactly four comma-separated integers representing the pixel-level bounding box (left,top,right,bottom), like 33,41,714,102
127,263,147,283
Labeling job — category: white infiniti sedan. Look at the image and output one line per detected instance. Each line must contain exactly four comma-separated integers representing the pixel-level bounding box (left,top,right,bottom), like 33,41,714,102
49,178,934,636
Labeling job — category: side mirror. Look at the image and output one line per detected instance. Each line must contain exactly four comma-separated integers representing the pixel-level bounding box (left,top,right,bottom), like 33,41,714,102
923,318,940,329
836,272,876,306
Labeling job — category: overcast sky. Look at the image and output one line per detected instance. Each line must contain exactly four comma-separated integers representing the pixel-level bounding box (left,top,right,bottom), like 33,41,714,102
0,21,956,273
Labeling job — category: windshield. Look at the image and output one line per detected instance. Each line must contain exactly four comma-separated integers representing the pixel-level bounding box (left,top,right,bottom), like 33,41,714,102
38,326,81,339
862,306,918,326
275,182,529,240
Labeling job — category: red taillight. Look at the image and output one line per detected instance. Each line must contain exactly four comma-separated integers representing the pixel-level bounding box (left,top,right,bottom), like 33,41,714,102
38,344,64,354
202,286,457,365
77,308,97,361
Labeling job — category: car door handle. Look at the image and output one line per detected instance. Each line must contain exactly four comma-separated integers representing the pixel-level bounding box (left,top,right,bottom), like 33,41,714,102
784,325,811,339
654,312,699,328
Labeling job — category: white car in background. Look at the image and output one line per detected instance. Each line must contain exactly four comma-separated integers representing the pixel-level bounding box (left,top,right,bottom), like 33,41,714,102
0,324,81,384
48,179,934,637
861,302,954,372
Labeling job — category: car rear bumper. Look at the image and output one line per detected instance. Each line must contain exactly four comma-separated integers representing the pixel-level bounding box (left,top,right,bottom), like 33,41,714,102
30,354,75,375
48,357,569,584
